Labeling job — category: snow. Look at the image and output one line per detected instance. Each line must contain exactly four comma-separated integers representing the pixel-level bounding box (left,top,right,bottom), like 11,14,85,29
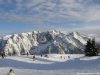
72,32,86,45
0,31,88,55
0,54,100,75
95,38,100,43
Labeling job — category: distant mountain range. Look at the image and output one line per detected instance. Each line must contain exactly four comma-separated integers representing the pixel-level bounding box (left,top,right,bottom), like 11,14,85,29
0,30,99,56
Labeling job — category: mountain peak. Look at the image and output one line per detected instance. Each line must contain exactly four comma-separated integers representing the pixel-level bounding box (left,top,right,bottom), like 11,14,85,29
0,30,87,55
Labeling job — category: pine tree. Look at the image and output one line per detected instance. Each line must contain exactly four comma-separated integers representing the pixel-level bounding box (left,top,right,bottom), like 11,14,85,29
85,39,92,56
91,38,98,56
85,38,98,56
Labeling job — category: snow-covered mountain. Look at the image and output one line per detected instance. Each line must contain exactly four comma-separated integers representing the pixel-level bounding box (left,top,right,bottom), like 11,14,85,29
0,30,88,55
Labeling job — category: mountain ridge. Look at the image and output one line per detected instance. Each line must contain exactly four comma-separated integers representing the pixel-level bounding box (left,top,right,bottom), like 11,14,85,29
0,30,88,55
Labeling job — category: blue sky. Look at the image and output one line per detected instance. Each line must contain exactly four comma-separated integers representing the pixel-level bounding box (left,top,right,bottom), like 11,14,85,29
0,0,100,35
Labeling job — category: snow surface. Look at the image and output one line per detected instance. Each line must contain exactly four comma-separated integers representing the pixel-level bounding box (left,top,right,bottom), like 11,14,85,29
0,54,100,75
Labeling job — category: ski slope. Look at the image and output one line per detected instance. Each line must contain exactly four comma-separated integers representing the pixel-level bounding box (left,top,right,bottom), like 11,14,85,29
0,54,100,75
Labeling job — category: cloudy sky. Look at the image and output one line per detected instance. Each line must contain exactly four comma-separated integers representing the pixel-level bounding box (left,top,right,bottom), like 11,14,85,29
0,0,100,35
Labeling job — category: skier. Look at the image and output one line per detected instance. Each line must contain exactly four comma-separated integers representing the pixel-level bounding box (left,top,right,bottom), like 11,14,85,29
45,54,48,57
33,55,35,61
41,54,43,57
27,52,29,56
60,56,62,59
7,69,16,75
1,52,5,59
68,56,70,59
1,53,3,59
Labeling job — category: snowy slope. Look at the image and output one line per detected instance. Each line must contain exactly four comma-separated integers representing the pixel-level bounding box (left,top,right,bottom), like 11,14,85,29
0,54,100,75
0,30,87,55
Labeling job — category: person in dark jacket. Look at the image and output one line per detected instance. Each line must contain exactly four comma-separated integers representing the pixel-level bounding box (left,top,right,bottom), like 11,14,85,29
7,69,16,75
33,55,35,61
27,52,29,56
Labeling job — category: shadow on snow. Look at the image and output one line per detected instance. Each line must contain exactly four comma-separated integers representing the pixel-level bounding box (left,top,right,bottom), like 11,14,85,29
0,57,100,70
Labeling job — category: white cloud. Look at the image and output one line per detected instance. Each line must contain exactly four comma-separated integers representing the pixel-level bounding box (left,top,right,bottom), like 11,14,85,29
0,0,100,26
